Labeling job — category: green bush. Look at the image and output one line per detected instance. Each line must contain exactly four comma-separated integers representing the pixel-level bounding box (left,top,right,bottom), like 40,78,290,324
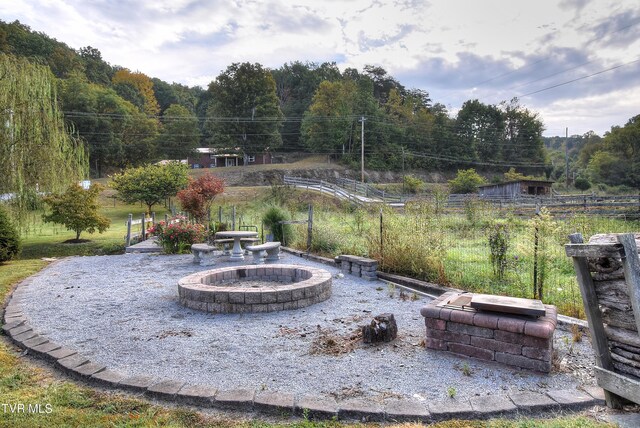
574,177,592,191
148,215,206,254
448,168,486,194
262,206,293,244
489,223,510,279
403,175,425,194
0,206,21,263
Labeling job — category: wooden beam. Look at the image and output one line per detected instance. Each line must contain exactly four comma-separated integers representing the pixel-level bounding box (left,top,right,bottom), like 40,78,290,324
617,234,640,334
565,243,622,258
594,367,640,405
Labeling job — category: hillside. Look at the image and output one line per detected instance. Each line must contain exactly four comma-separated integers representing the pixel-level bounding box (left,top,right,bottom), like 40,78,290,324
189,155,418,186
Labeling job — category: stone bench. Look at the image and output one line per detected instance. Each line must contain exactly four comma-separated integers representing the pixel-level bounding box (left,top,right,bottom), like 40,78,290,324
212,238,234,255
335,255,378,281
240,237,260,254
191,243,217,266
245,242,281,264
421,291,557,372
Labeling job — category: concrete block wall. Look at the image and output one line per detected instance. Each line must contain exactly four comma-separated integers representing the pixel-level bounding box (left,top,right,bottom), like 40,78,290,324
335,255,377,281
420,292,557,372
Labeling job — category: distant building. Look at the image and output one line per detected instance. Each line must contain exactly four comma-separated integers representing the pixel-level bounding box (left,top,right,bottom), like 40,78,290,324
478,179,554,198
187,148,272,169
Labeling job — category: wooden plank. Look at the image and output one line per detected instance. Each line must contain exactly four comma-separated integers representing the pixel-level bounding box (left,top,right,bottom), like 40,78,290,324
594,367,640,404
618,234,640,334
564,243,622,258
605,326,640,348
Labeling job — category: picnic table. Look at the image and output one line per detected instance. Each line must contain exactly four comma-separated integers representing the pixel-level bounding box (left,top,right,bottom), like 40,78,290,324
214,230,259,261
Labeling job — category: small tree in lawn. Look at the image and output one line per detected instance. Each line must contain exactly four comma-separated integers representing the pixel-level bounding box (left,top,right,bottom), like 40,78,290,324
177,173,225,223
42,184,111,242
110,162,189,214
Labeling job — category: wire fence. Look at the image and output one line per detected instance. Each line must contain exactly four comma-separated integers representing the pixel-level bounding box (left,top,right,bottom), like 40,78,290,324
284,198,640,318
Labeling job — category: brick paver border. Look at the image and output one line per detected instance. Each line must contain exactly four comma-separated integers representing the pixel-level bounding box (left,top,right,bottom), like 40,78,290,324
178,264,332,313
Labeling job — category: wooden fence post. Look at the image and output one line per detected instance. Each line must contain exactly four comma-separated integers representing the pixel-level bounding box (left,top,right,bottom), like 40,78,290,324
568,233,625,408
141,213,147,241
164,213,169,224
151,212,156,226
126,214,132,246
218,206,222,224
232,206,236,230
618,234,640,333
307,204,313,254
380,207,384,264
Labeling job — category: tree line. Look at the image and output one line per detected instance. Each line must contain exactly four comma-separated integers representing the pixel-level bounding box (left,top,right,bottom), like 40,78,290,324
3,19,638,190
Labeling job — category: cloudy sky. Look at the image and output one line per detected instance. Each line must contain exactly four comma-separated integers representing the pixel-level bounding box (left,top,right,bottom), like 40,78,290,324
2,0,639,136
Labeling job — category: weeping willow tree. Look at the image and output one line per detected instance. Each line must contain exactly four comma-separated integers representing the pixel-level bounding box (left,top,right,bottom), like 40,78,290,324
0,54,87,225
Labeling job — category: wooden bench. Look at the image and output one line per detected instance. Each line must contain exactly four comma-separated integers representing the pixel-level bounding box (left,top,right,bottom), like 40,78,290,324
245,242,281,264
191,243,217,266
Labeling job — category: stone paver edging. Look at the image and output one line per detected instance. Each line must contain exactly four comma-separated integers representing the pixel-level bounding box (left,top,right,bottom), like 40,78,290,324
1,263,605,422
178,264,332,313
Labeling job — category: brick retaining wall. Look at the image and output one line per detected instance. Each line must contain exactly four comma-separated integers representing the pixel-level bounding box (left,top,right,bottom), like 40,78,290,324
421,292,557,372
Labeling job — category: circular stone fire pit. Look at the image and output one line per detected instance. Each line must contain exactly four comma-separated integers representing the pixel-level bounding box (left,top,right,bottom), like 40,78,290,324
178,264,332,313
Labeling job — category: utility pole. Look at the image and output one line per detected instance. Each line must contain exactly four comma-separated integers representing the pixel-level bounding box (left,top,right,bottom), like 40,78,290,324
401,146,406,195
360,116,366,183
565,127,569,187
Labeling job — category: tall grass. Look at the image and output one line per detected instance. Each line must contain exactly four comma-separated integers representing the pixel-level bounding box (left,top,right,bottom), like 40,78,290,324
284,197,640,318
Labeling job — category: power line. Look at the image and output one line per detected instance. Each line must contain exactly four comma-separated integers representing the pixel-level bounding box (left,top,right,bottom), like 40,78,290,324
518,57,640,97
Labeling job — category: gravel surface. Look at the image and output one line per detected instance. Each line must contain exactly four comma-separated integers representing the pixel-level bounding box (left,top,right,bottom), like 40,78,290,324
20,252,597,403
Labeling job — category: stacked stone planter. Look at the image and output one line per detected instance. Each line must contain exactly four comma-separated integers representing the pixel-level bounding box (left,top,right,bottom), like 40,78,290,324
421,291,557,372
335,255,378,281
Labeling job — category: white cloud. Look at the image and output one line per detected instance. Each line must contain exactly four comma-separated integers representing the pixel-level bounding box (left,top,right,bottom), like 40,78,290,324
1,0,638,135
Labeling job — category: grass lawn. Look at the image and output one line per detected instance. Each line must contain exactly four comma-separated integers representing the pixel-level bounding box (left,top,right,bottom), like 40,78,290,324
0,184,620,427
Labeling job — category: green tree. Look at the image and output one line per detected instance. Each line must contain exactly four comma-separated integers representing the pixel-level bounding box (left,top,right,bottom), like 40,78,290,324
0,205,21,262
448,169,486,193
272,61,341,151
59,74,159,176
157,104,200,160
206,62,283,157
78,46,114,86
362,65,405,104
110,163,189,214
455,99,504,163
587,150,625,185
503,167,534,181
151,78,201,115
598,115,640,188
500,99,547,174
0,20,83,78
301,80,356,154
42,184,110,241
0,55,87,221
